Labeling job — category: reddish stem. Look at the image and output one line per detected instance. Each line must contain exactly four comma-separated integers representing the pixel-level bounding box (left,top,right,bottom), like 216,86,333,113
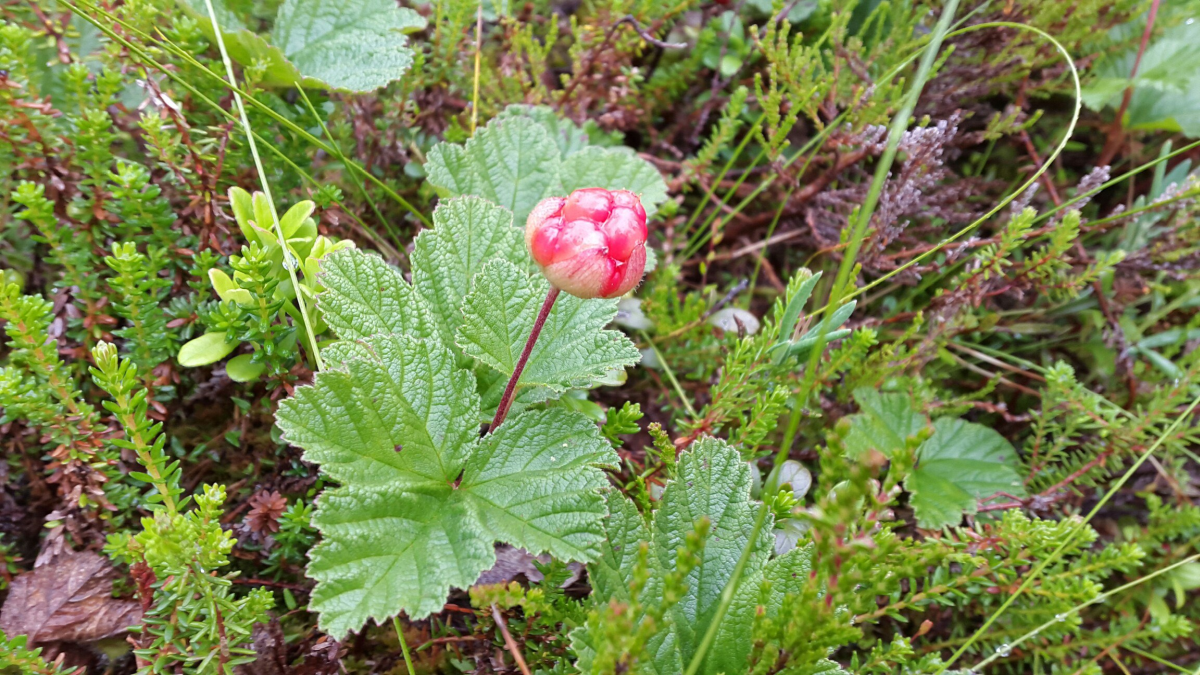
490,287,561,431
491,604,533,675
1097,0,1161,167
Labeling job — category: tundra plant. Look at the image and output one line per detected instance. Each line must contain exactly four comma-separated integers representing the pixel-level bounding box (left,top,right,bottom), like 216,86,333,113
275,189,651,636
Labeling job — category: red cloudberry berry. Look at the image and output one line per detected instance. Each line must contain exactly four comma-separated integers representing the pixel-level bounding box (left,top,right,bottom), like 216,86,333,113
525,188,648,299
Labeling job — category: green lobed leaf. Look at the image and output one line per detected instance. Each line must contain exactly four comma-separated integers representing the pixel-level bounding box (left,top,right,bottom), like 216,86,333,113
273,0,425,92
558,146,670,218
280,156,646,637
320,201,527,361
410,196,527,348
181,0,424,91
654,437,774,665
306,482,490,634
836,390,1025,529
709,545,814,675
1125,73,1200,136
462,407,618,562
576,437,785,674
1081,21,1200,136
316,248,440,346
180,0,305,87
425,115,562,224
278,334,479,487
455,260,641,394
907,417,1026,529
497,104,625,155
588,490,651,603
277,333,617,636
839,388,929,459
425,106,670,223
475,367,555,421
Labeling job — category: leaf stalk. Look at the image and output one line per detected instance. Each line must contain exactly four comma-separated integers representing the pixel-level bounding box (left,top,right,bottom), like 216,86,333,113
490,287,561,430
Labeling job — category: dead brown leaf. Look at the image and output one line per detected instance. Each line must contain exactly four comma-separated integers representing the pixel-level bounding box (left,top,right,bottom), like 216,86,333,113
473,544,583,588
236,620,342,675
0,549,142,644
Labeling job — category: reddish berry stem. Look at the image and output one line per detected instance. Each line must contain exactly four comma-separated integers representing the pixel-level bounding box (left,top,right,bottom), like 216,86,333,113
490,286,561,431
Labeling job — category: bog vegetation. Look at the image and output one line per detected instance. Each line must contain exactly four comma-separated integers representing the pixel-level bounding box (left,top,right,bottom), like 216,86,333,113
1,0,1199,673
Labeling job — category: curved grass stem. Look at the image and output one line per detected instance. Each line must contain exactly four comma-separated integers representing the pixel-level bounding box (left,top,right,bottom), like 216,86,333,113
806,20,1084,318
684,3,966,674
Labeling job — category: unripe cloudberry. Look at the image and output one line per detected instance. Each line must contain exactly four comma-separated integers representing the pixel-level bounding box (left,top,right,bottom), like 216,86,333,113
525,187,648,299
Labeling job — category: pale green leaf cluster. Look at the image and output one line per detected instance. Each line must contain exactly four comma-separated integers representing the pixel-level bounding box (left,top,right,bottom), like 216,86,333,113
426,105,670,223
276,196,638,636
177,187,353,378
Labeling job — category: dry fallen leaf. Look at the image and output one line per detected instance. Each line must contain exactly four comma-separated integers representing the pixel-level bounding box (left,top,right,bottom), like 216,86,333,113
236,620,342,675
238,620,289,675
473,544,583,588
0,549,142,644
